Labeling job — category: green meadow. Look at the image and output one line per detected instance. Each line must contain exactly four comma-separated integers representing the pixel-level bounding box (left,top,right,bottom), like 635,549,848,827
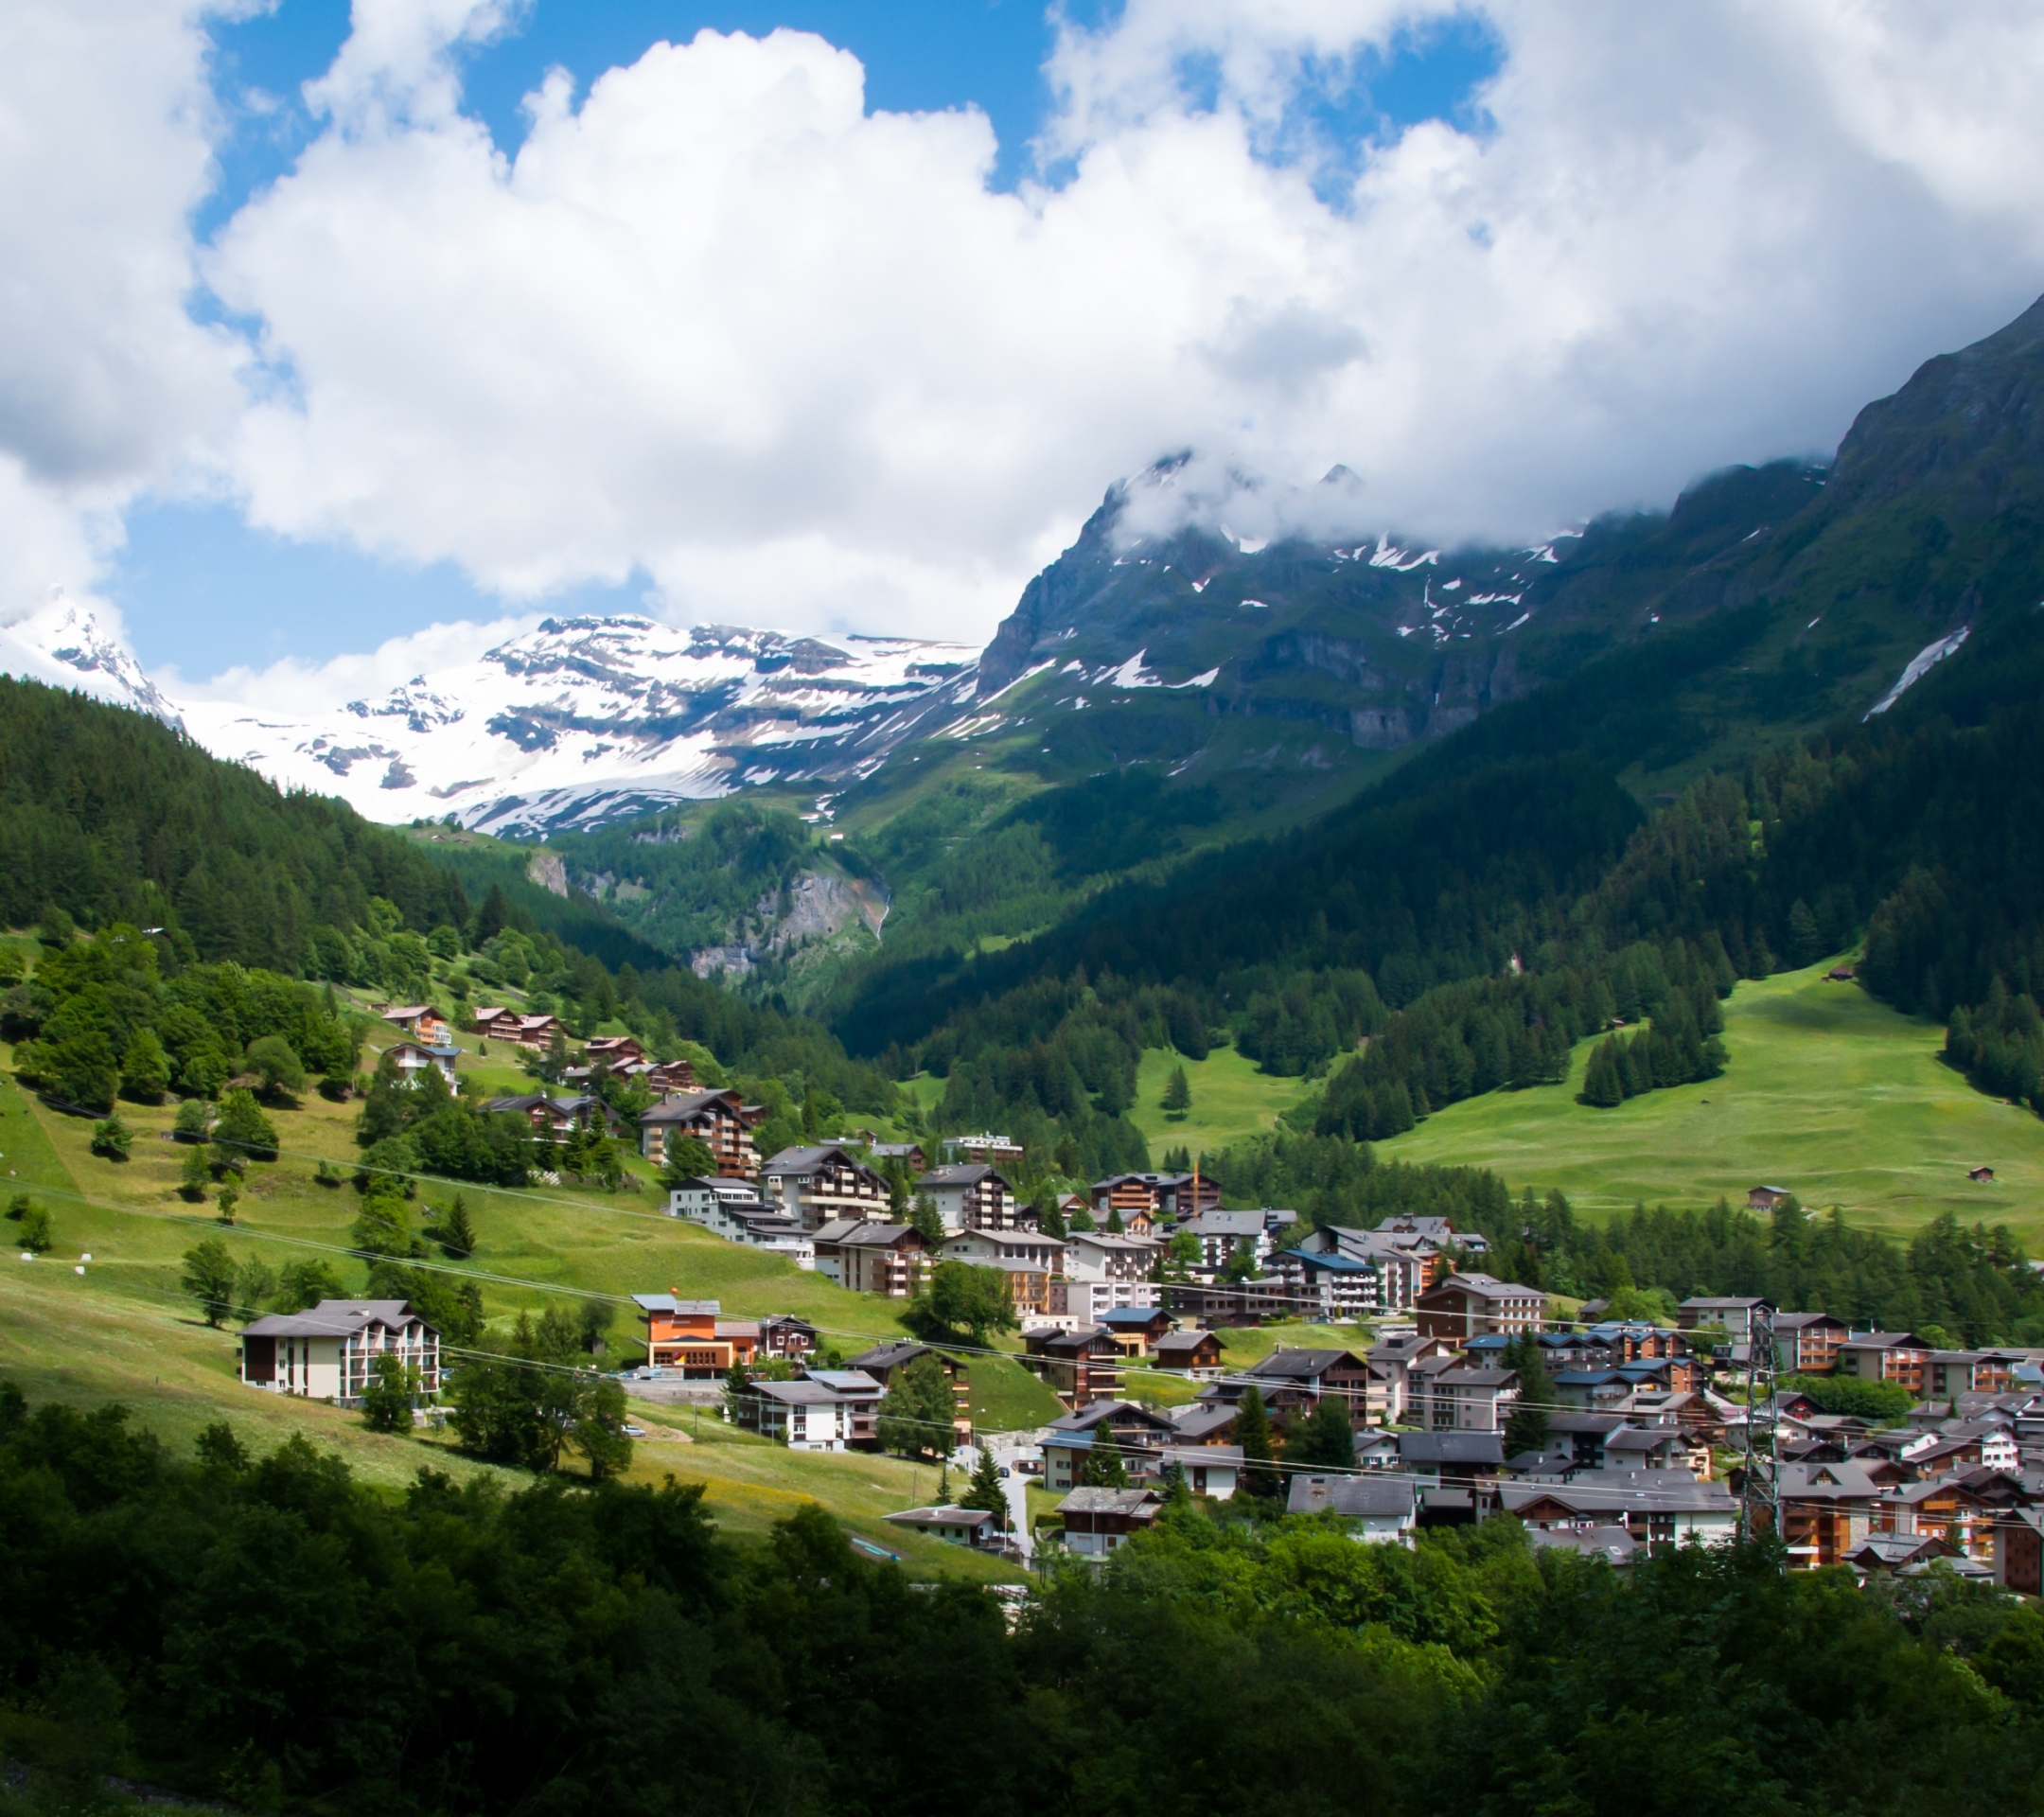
1378,961,2044,1242
1132,1039,1313,1155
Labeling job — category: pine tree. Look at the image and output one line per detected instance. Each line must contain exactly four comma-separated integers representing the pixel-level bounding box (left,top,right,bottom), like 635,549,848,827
439,1194,478,1258
1162,1066,1191,1120
908,1192,946,1249
1078,1422,1128,1489
1502,1333,1556,1458
1234,1386,1280,1501
1287,1390,1357,1471
1580,1037,1625,1107
960,1447,1008,1528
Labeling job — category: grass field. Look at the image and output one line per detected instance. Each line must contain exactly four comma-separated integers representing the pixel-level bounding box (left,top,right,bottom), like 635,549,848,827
0,1029,1051,1576
1132,1040,1313,1156
1378,960,2044,1242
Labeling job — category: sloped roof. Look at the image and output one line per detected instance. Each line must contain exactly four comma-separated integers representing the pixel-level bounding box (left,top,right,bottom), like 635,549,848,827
1287,1474,1416,1520
242,1298,427,1338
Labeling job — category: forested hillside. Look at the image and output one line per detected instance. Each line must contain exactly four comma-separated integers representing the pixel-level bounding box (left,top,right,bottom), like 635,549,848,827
819,297,2044,1177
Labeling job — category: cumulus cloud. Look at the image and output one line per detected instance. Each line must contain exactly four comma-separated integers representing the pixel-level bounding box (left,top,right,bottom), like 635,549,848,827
11,0,2044,657
0,0,238,625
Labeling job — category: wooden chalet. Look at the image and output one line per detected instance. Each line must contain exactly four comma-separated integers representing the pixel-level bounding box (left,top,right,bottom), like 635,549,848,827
639,1088,766,1176
1025,1325,1125,1407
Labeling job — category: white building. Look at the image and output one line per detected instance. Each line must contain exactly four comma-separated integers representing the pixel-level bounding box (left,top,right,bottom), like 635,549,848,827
1287,1473,1418,1544
239,1299,440,1402
1064,1231,1160,1314
742,1370,884,1451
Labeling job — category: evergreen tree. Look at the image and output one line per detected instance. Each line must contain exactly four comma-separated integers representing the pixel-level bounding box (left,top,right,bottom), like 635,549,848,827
1579,1037,1625,1107
721,1357,752,1420
1502,1333,1557,1458
1234,1386,1280,1501
1287,1391,1357,1472
1787,898,1824,968
960,1447,1008,1527
438,1193,478,1258
1160,1455,1193,1511
1105,1206,1125,1234
1077,1421,1128,1489
1163,1066,1191,1119
907,1191,945,1249
178,1144,211,1201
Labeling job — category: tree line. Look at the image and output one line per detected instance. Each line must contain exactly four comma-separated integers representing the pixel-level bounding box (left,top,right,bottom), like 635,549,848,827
2,1386,2037,1815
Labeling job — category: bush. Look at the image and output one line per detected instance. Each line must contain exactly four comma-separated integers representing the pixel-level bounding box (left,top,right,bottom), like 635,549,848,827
244,1035,307,1103
212,1088,279,1162
1783,1372,1916,1422
172,1098,213,1142
361,1351,417,1433
16,1202,54,1253
89,1115,132,1160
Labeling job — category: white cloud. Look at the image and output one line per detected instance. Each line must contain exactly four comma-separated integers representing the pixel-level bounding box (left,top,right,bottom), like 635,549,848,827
13,0,2044,659
0,0,239,625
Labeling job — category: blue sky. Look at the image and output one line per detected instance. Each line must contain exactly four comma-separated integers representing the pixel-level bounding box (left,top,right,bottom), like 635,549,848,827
121,0,1501,678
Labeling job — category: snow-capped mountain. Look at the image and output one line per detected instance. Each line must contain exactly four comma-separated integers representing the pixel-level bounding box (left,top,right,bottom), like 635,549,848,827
179,616,979,835
0,606,978,836
0,594,185,730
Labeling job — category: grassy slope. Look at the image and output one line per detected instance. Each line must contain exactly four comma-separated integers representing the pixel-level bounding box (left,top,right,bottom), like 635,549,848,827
1378,961,2044,1241
1131,1040,1313,1156
0,1026,1045,1574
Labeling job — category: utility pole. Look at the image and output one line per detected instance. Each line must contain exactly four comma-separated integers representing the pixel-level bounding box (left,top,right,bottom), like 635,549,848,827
1738,1304,1780,1549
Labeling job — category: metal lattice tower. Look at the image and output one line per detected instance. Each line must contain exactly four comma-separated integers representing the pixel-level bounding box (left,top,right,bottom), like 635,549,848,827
1738,1303,1780,1546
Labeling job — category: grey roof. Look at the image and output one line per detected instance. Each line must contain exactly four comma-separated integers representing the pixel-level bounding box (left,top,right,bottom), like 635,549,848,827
642,1089,749,1122
1680,1296,1770,1311
916,1163,1012,1189
1170,1403,1240,1439
847,1341,941,1373
1155,1329,1222,1354
1437,1367,1517,1387
1773,1311,1847,1330
752,1372,882,1405
812,1219,917,1247
1418,1272,1544,1302
631,1295,721,1314
1047,1399,1174,1436
1501,1472,1736,1517
1190,1210,1269,1237
804,1369,885,1394
1399,1432,1506,1466
1056,1488,1162,1517
1248,1347,1366,1379
1287,1474,1417,1520
1528,1525,1638,1564
1603,1426,1684,1454
884,1506,996,1528
1777,1460,1885,1499
761,1144,861,1173
242,1298,429,1338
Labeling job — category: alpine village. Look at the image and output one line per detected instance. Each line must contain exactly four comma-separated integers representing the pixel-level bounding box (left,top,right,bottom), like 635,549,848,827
14,124,2044,1817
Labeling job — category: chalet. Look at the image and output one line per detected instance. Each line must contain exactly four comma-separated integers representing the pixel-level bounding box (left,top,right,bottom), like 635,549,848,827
1779,1459,1885,1566
1843,1532,1963,1577
239,1299,439,1402
811,1221,928,1297
1275,1247,1382,1321
741,1372,883,1451
1055,1487,1162,1557
632,1296,733,1376
1097,1306,1176,1356
939,1229,1059,1317
868,1141,927,1172
1498,1469,1738,1551
1600,1424,1690,1472
758,1314,819,1359
846,1341,972,1445
471,1009,564,1050
1398,1430,1506,1486
1996,1507,2044,1596
669,1181,816,1267
639,1089,766,1176
1366,1332,1457,1425
1025,1325,1124,1407
1163,1444,1242,1499
1836,1332,1935,1395
1186,1208,1277,1271
1929,1350,2033,1399
485,1093,577,1139
1154,1329,1225,1376
1240,1348,1372,1422
1159,1278,1295,1328
914,1163,1020,1232
1747,1185,1794,1211
1969,1164,1996,1183
385,1040,460,1087
761,1145,890,1230
1412,1365,1519,1434
378,1004,449,1046
1376,1214,1490,1262
1414,1273,1545,1341
1042,1400,1178,1491
883,1506,1003,1548
1773,1311,1849,1373
583,1034,646,1068
1090,1172,1220,1223
1677,1297,1771,1342
1288,1473,1418,1544
1170,1402,1240,1446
